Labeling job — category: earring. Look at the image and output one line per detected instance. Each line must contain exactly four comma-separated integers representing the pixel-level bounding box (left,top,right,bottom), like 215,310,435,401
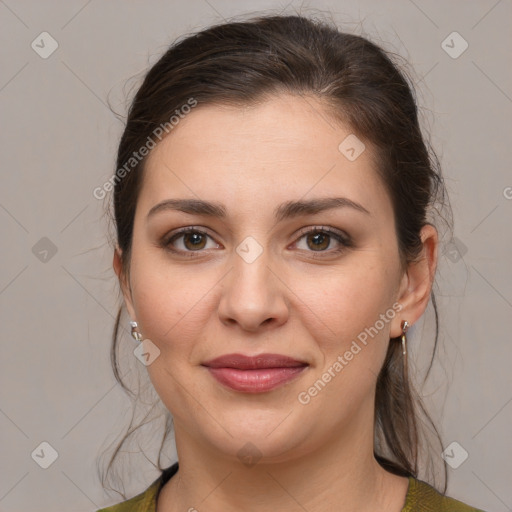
130,321,143,342
401,320,409,375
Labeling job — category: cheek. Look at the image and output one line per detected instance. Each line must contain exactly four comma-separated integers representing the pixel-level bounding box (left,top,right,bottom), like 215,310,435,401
130,247,399,353
305,259,399,347
300,268,398,407
128,262,213,421
132,274,203,350
128,249,224,364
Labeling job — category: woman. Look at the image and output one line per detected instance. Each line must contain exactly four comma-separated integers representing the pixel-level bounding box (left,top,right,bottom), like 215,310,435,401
97,14,485,512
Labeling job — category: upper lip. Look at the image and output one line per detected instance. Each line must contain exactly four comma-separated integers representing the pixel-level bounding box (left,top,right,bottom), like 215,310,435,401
202,353,308,370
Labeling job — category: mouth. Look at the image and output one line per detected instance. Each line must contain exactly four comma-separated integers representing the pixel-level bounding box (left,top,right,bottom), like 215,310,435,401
201,353,309,393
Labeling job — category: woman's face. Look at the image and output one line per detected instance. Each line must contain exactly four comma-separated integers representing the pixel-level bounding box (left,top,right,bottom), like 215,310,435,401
117,93,422,463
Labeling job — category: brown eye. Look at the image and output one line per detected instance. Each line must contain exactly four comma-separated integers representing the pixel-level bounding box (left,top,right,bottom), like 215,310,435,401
305,231,330,251
294,227,353,257
163,228,219,256
181,232,207,250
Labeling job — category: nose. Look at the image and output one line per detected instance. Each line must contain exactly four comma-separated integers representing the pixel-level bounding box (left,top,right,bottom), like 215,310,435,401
217,249,289,332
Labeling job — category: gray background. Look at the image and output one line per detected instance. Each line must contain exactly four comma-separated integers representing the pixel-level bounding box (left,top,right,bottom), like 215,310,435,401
1,1,511,511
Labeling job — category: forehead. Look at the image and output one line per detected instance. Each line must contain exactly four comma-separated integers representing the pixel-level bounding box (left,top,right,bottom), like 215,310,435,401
139,94,393,221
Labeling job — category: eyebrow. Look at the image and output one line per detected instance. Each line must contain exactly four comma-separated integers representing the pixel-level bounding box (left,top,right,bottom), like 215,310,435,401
146,196,370,222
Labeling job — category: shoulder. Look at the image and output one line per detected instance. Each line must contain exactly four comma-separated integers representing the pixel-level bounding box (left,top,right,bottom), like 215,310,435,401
403,477,487,512
95,479,160,512
96,462,179,512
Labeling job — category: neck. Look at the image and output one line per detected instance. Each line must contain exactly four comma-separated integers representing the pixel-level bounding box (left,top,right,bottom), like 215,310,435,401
157,412,409,512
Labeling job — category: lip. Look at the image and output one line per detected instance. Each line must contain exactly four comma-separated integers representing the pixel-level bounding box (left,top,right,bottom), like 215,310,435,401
202,353,308,393
203,353,308,369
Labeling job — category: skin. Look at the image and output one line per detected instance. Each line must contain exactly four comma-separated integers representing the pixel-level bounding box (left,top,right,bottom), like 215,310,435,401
114,93,438,512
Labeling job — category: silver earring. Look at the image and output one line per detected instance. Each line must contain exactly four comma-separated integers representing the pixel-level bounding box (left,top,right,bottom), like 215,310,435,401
130,321,142,342
401,320,409,375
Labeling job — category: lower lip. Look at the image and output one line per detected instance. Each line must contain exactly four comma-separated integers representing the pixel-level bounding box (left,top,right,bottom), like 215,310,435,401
206,366,307,393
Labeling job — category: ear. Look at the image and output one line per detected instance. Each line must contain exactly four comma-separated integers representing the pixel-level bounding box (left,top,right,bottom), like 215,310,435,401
390,224,438,338
113,247,137,321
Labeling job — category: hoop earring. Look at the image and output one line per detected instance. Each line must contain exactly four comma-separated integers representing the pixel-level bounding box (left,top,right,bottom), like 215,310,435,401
130,321,143,342
401,320,409,375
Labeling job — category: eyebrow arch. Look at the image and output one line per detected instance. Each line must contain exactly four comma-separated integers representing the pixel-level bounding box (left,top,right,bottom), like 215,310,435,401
146,196,370,222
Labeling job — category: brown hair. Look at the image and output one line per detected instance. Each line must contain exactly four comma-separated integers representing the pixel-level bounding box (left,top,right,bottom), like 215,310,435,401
99,13,450,499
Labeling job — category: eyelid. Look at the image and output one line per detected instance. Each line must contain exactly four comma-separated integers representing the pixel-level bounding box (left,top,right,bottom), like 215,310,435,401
293,225,351,244
162,226,221,250
290,226,353,257
161,225,353,256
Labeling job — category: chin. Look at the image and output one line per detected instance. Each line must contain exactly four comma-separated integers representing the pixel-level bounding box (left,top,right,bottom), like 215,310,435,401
195,414,316,465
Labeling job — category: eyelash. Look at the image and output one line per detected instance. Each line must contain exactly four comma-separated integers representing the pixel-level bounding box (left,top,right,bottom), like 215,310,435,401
160,226,353,259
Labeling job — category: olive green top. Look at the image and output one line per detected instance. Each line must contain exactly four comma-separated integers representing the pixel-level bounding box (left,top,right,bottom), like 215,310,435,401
97,463,485,512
